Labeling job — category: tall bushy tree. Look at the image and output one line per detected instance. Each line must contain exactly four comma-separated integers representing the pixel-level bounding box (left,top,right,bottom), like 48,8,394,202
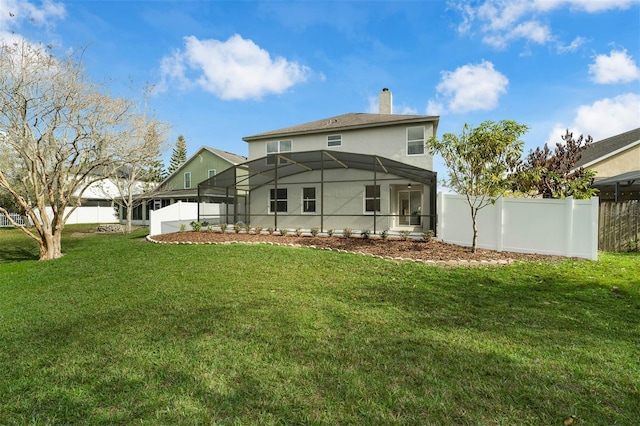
427,120,529,252
0,40,138,260
514,130,597,199
168,135,187,174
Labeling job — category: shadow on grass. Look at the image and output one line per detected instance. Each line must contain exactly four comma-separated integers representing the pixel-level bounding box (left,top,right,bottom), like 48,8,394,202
2,283,637,425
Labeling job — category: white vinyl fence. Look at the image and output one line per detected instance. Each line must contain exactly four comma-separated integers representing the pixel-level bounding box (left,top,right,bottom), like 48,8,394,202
437,193,599,260
3,207,117,227
0,213,32,227
149,202,227,236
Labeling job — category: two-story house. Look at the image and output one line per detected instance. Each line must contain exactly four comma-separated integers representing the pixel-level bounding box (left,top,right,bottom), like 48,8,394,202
151,146,246,210
575,127,640,201
198,89,439,236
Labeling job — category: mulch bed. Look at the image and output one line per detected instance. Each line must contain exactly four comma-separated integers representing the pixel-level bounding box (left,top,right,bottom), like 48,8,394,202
148,231,573,266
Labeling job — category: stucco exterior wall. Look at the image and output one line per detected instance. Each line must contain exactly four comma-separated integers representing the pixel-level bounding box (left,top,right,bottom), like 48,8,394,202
591,144,640,178
247,168,432,233
246,122,435,171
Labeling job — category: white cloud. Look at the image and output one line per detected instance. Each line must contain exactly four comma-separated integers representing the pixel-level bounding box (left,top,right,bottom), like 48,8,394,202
556,36,587,53
426,100,444,116
158,34,311,100
0,0,65,32
458,0,637,49
545,93,640,144
589,49,640,84
430,60,508,114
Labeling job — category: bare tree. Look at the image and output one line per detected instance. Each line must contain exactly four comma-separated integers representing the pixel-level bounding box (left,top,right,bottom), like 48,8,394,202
0,40,136,260
109,106,170,233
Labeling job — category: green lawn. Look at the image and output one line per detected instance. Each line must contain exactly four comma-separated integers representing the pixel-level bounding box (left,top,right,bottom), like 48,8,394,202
0,225,638,425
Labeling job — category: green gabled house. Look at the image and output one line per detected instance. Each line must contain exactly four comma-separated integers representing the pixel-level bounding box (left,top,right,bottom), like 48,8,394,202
149,146,246,211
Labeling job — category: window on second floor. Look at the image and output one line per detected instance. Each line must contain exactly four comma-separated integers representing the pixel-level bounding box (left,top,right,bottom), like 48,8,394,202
267,140,292,165
327,134,342,147
208,169,216,179
184,172,192,189
407,126,425,155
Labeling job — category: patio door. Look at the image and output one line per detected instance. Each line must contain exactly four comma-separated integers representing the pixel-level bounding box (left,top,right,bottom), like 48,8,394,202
398,190,422,226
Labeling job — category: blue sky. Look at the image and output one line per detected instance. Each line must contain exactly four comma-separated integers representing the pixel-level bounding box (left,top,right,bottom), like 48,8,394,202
1,0,639,180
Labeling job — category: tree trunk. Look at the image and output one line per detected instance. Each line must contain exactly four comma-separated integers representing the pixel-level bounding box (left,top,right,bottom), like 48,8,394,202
39,228,63,260
471,208,478,253
125,200,133,234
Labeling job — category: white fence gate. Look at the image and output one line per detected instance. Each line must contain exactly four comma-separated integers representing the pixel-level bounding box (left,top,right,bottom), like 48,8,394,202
437,194,599,260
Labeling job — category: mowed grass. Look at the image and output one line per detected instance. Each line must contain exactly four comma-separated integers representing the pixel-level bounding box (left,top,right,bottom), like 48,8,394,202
0,226,638,425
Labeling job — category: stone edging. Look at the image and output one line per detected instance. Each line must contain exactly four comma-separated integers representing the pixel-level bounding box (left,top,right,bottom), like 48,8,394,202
145,235,514,267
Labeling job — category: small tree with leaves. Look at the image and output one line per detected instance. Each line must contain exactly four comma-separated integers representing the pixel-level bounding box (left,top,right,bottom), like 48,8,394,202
427,120,529,252
513,130,598,199
167,135,188,174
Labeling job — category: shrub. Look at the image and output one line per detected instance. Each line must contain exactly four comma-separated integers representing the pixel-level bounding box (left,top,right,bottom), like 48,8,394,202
380,229,389,240
267,227,274,235
220,223,228,232
190,221,202,232
295,227,303,236
343,228,353,238
255,226,263,235
310,227,320,237
399,230,411,241
233,223,242,233
244,224,252,233
421,229,434,242
206,225,213,233
327,229,334,237
278,228,288,236
180,223,187,232
360,229,370,239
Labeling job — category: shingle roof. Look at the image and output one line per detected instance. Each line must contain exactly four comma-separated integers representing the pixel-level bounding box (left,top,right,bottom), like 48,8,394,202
243,113,439,141
203,147,247,164
576,127,640,168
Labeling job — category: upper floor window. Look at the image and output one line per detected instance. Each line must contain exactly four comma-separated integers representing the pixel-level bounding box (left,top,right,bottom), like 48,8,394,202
327,134,342,147
407,126,425,155
267,140,292,165
208,169,216,179
184,172,192,189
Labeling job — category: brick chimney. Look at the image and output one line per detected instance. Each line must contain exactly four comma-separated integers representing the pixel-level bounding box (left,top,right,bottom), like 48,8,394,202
379,88,392,114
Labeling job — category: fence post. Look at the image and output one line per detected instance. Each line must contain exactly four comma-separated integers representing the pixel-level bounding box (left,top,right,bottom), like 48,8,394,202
495,196,503,252
590,197,599,259
564,196,575,258
437,192,445,240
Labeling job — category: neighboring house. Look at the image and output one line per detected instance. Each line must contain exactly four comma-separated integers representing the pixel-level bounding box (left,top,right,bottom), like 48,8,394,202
198,88,439,235
576,127,640,201
151,146,247,211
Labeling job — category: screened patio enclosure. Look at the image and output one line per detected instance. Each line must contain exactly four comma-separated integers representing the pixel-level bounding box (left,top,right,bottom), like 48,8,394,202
197,150,438,235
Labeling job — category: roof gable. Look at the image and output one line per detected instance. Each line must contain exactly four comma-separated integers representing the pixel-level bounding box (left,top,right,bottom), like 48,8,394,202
576,127,640,168
158,146,246,188
243,113,439,141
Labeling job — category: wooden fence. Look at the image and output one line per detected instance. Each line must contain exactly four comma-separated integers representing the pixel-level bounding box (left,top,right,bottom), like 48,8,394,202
599,201,639,252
